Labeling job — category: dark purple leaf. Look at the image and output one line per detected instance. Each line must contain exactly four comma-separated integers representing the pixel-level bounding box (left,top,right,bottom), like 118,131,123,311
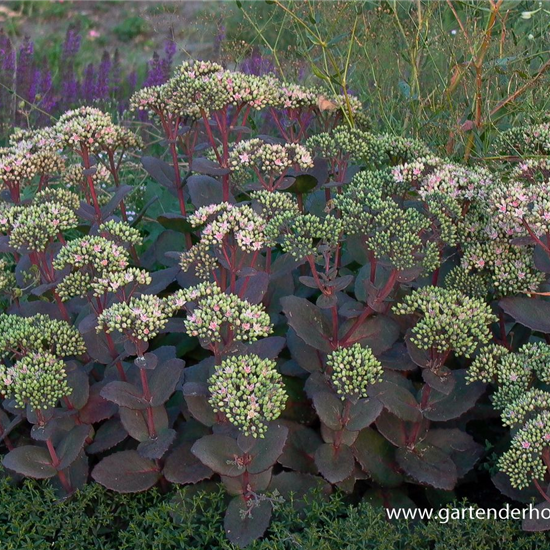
100,381,148,410
277,425,321,474
314,443,355,483
312,391,344,431
142,156,176,188
191,435,244,477
86,419,128,454
187,174,233,207
224,496,272,548
375,381,422,422
56,425,91,470
92,450,160,493
149,358,185,406
499,297,550,333
281,296,332,353
243,423,288,474
191,157,230,176
3,446,56,479
347,398,383,431
353,428,403,487
163,442,214,484
396,443,457,490
137,428,176,459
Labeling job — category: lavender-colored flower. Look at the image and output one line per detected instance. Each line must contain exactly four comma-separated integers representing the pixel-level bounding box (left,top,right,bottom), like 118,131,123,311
82,63,96,103
240,48,274,76
96,51,111,101
144,52,164,87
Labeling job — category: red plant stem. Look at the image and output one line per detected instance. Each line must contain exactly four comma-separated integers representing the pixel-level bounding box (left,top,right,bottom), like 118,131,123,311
409,385,432,446
534,478,550,504
46,437,72,494
331,304,339,349
333,401,351,449
8,182,20,204
107,150,128,223
105,333,127,381
340,269,398,345
0,423,14,451
140,368,157,438
306,255,325,292
80,147,102,220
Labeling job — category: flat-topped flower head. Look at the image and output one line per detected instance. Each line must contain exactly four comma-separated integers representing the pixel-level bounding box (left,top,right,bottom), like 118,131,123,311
501,390,550,428
326,344,383,402
460,240,544,297
394,286,497,358
0,313,86,360
208,354,287,437
229,139,313,190
63,163,111,200
181,203,268,279
335,180,439,271
5,201,78,252
375,134,431,166
129,84,170,115
34,188,80,211
271,82,319,110
496,121,550,157
266,211,342,260
54,235,139,300
99,220,143,247
170,283,272,346
498,410,550,489
307,127,382,166
0,139,64,197
0,257,16,295
97,294,173,343
468,342,550,409
0,351,71,410
90,267,151,297
249,190,300,220
165,61,278,119
444,266,488,299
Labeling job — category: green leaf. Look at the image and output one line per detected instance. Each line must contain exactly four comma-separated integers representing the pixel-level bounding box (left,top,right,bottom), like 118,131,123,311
3,446,56,479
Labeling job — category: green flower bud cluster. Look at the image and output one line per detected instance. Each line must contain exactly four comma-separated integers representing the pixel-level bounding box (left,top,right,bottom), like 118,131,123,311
489,178,550,239
394,286,497,358
271,82,320,110
375,133,431,166
181,203,268,279
165,61,278,118
460,240,544,297
3,200,78,252
90,267,151,296
496,122,550,157
54,235,134,300
498,410,550,489
444,266,488,299
54,107,141,154
249,190,300,221
390,157,441,190
99,220,143,247
63,163,112,203
510,159,550,185
0,257,16,295
501,390,550,428
306,127,382,165
266,212,342,260
97,294,173,342
0,138,64,192
129,84,169,115
468,342,550,410
170,283,272,345
334,180,438,271
229,139,313,184
0,313,86,359
0,351,71,410
208,354,287,437
34,188,80,211
326,343,383,402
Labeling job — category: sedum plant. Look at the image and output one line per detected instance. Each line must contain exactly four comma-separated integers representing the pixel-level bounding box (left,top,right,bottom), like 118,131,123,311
3,57,550,545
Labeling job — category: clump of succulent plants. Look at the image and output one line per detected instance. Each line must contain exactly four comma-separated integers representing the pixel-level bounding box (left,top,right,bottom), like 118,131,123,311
3,57,550,546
